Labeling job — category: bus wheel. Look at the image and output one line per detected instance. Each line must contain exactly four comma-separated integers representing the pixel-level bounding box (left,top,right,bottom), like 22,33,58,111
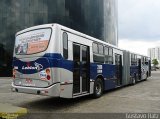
93,78,103,98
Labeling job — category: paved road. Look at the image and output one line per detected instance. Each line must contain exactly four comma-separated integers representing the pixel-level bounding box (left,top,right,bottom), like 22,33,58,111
0,71,160,114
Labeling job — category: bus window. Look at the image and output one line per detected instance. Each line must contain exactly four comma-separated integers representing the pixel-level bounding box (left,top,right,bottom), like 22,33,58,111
15,28,52,55
109,48,113,56
105,47,113,64
63,32,68,59
93,43,104,63
142,57,145,65
93,42,98,53
131,54,137,66
145,62,148,65
145,57,149,65
109,48,113,64
104,46,109,55
98,44,104,55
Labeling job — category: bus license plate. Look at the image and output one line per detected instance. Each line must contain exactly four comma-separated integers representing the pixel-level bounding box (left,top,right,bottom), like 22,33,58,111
23,78,35,86
26,78,32,83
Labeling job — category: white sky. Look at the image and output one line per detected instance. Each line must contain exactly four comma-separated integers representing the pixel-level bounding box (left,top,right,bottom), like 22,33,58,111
118,0,160,55
118,39,160,55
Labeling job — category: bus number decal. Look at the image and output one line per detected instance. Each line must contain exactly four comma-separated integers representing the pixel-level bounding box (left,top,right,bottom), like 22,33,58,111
97,65,103,74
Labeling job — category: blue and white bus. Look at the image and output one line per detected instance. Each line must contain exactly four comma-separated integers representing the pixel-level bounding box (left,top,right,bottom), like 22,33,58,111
12,24,151,98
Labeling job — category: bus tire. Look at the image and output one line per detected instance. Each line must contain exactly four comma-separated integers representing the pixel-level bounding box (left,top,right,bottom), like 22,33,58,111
93,78,103,98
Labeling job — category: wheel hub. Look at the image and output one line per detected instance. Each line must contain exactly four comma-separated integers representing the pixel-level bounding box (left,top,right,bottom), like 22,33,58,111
96,83,102,95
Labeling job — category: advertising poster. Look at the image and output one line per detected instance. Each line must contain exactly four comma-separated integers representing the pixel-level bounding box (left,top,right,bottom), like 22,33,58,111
15,28,51,55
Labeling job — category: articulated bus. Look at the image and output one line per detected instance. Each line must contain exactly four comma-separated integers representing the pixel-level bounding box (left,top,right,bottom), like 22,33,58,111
12,24,151,98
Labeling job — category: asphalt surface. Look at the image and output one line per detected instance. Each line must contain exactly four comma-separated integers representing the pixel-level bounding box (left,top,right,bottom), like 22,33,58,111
0,71,160,118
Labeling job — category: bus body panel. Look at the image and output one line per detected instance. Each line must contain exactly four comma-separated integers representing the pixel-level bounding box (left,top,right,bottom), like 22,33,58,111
12,82,60,97
122,51,131,85
12,24,62,97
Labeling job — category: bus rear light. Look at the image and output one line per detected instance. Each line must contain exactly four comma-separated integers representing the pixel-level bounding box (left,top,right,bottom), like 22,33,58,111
13,75,15,79
46,68,50,75
12,69,16,75
47,75,51,80
12,69,16,79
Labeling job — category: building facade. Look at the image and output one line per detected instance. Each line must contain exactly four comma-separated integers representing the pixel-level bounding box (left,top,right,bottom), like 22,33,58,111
148,47,160,65
0,0,118,76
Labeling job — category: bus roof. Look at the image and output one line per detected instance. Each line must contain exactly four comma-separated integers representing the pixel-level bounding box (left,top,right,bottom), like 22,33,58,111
16,23,150,58
57,24,123,51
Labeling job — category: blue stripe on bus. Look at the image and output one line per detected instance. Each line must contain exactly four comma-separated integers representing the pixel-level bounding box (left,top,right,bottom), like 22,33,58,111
13,53,118,89
104,80,116,90
13,53,117,78
13,53,73,74
90,63,117,89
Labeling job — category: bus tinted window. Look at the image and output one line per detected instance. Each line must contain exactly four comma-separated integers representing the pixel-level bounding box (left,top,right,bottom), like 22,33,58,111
63,32,68,59
109,48,113,56
104,47,109,55
105,56,113,64
15,28,52,55
144,57,149,65
93,43,98,53
105,47,113,64
98,44,104,55
93,43,104,63
131,54,137,66
93,54,104,63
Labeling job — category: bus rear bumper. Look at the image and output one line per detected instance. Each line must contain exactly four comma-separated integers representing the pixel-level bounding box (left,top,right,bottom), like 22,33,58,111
11,82,60,97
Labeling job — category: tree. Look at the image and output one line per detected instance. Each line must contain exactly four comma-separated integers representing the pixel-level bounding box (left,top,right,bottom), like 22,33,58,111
152,59,159,67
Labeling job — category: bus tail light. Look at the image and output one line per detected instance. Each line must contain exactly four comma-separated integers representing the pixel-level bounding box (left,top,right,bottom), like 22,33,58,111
47,75,51,80
46,68,50,75
13,69,16,79
46,68,51,80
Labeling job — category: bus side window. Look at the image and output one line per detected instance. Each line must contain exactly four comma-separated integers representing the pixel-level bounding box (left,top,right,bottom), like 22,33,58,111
108,48,113,64
105,47,113,64
145,58,148,65
98,44,104,55
142,57,145,65
104,46,109,63
135,55,138,65
131,54,137,66
63,32,68,59
93,42,98,53
93,42,104,63
104,46,109,55
145,62,148,65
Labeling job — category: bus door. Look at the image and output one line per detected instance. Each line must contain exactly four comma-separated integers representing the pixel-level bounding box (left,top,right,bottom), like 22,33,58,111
138,59,141,80
115,54,122,86
73,43,90,95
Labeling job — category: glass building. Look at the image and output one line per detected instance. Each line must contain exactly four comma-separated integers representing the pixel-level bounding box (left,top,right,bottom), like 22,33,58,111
0,0,118,76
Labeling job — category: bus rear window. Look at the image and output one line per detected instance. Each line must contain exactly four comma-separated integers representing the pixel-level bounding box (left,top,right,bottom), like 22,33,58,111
15,28,52,55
